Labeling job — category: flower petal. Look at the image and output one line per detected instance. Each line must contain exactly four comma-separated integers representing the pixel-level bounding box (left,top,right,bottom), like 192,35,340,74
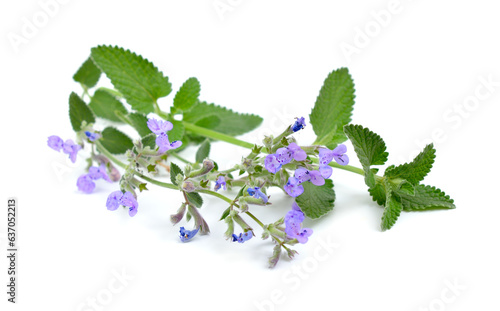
319,165,333,179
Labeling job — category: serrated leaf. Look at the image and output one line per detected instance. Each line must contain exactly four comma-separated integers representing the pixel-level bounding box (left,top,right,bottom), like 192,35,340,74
344,124,388,188
69,92,95,131
397,184,455,211
311,68,355,145
381,191,403,231
183,101,262,136
73,57,101,88
295,179,335,219
195,139,211,163
88,89,128,122
385,144,436,185
90,45,172,113
397,180,415,195
127,112,150,137
369,182,386,206
173,77,201,112
187,192,203,208
195,115,221,129
99,127,133,154
170,162,183,186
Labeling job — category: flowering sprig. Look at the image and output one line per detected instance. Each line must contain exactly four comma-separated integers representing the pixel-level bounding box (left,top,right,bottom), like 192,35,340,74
48,45,456,267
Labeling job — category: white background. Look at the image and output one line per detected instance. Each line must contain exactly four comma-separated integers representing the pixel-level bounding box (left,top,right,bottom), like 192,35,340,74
1,1,499,310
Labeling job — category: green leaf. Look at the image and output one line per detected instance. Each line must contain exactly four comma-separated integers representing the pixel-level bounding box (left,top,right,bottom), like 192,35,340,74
141,133,157,149
195,115,221,129
219,207,231,221
127,112,150,137
99,127,133,154
170,162,183,186
69,92,95,131
195,139,211,163
183,101,262,136
167,119,185,142
397,184,455,211
138,183,148,192
381,191,403,231
385,144,436,185
368,182,386,206
88,89,128,123
90,45,172,113
344,124,388,187
187,192,203,208
73,57,101,88
310,68,355,145
173,77,201,112
295,179,335,219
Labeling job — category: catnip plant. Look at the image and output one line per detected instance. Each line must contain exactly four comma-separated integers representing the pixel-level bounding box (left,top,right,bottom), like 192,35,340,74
48,45,455,268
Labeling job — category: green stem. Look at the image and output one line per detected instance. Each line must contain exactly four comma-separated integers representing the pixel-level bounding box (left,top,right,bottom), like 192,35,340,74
96,141,178,190
245,211,265,228
169,152,191,164
182,121,254,149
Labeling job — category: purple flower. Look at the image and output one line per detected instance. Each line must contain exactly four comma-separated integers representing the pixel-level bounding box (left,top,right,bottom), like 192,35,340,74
294,167,325,186
265,154,281,174
285,204,313,244
106,191,139,217
156,133,182,153
62,139,81,163
247,187,269,203
319,144,349,166
284,177,304,197
265,144,307,174
276,147,293,165
179,226,199,242
214,176,227,192
232,231,253,243
147,118,173,135
48,136,81,163
47,135,63,151
77,174,95,194
85,131,101,142
292,117,306,132
106,191,123,211
88,164,111,182
288,143,307,161
318,165,333,179
318,144,348,179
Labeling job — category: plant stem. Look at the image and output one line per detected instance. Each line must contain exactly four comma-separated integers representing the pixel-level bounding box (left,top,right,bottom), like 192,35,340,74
96,141,178,190
169,152,191,164
245,211,265,228
182,121,254,149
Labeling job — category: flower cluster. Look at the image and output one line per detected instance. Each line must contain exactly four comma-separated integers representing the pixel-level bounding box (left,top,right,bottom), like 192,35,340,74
147,118,182,153
284,144,349,197
77,164,112,194
106,191,139,217
265,142,307,174
285,203,313,244
47,135,81,163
